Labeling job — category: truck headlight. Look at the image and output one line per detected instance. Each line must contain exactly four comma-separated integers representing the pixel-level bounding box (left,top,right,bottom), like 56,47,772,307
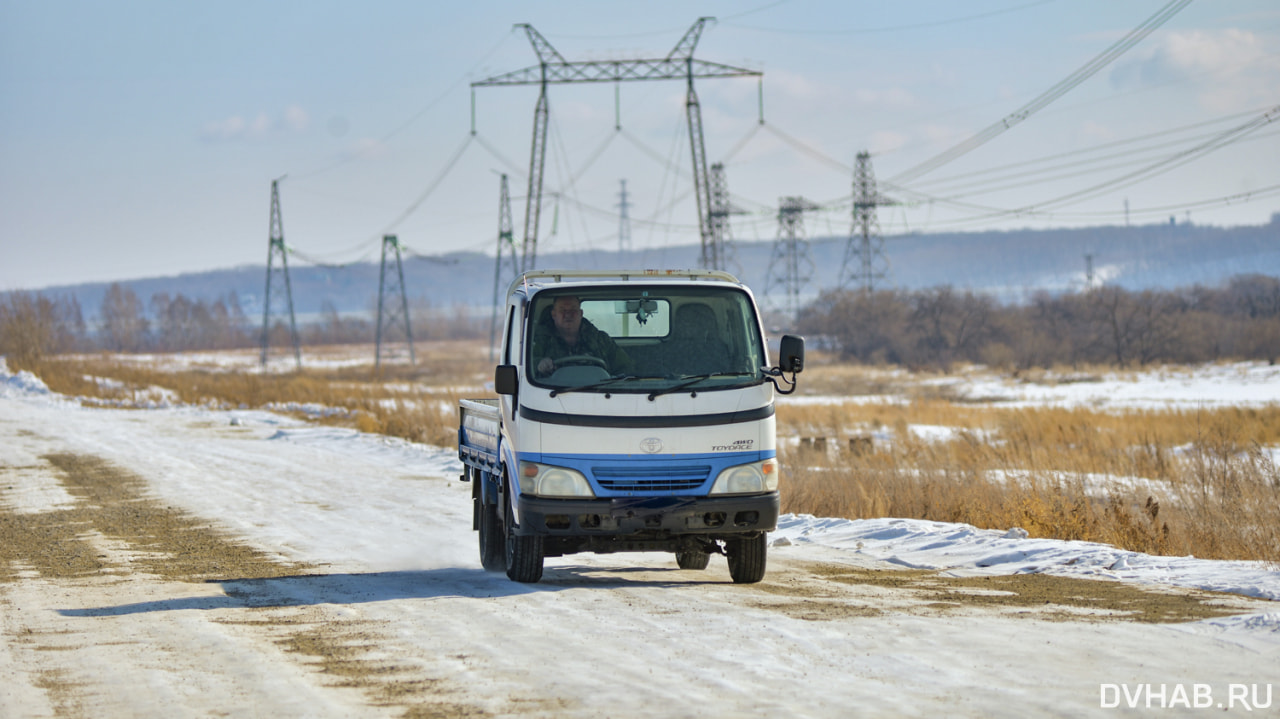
709,458,778,495
519,462,595,498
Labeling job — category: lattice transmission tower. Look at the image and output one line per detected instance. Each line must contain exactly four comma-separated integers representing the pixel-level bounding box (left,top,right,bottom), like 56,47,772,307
839,151,896,294
764,196,819,321
375,234,414,369
260,178,301,369
489,174,519,362
617,179,632,265
705,162,743,272
471,18,761,273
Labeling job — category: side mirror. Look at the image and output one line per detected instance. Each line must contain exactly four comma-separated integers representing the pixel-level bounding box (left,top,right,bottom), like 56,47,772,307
495,365,519,395
779,335,805,374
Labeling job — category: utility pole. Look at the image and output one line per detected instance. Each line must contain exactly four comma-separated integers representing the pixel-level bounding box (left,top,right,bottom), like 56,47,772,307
260,178,302,369
375,234,414,370
839,151,895,294
764,196,819,322
490,174,519,362
472,18,761,273
617,179,632,265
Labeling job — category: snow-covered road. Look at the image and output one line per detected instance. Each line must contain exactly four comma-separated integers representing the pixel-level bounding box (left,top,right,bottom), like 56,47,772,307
2,368,1278,718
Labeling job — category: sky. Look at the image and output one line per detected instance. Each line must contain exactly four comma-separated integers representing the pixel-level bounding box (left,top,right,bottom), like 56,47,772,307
2,0,1278,292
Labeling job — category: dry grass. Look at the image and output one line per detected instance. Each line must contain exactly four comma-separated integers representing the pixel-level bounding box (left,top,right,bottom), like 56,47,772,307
777,371,1280,564
16,342,491,449
12,345,1280,564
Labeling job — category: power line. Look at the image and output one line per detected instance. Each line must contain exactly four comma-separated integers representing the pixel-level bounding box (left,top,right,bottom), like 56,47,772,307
909,108,1270,190
889,0,1193,185
292,30,514,181
760,122,853,175
1049,183,1280,220
473,132,527,178
906,183,1280,232
381,134,476,234
921,129,1280,201
1020,104,1280,214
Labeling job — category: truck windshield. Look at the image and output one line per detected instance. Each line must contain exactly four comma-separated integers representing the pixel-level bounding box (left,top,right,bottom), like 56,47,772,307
527,286,767,392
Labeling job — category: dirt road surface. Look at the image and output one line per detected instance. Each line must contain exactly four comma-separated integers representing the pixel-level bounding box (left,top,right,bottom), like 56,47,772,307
2,396,1277,718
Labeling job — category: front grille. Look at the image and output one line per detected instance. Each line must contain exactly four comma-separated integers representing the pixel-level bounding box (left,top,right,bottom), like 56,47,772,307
592,464,711,492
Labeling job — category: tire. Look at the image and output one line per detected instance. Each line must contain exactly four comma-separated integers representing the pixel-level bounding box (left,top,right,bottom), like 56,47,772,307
504,499,544,583
478,499,505,572
726,533,767,584
675,550,711,570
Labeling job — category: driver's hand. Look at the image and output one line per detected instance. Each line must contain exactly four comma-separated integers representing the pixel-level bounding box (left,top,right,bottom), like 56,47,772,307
537,357,555,375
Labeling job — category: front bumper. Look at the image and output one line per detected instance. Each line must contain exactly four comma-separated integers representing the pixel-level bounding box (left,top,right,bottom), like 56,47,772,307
515,492,779,537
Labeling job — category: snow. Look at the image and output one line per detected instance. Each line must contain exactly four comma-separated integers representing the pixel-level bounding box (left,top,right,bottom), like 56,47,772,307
774,515,1280,601
938,362,1280,409
0,362,54,398
2,355,1279,717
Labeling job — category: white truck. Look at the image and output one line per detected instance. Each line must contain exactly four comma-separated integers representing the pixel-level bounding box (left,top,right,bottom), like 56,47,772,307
457,269,803,583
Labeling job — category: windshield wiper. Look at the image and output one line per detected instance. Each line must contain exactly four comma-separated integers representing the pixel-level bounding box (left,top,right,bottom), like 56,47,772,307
549,375,664,398
646,372,752,401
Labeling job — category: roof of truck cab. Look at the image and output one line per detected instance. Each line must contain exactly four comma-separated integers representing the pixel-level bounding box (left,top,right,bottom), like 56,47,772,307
507,269,746,299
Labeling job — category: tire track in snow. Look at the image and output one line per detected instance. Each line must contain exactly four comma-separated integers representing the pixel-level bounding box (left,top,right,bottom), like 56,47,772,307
0,451,487,718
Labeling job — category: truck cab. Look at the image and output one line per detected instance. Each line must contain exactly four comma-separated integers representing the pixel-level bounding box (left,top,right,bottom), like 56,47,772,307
459,269,802,583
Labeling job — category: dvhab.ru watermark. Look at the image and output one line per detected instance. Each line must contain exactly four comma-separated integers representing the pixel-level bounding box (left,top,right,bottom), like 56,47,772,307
1101,683,1273,710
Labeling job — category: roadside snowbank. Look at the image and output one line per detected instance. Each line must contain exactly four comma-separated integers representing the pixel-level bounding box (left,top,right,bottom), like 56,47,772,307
775,515,1280,602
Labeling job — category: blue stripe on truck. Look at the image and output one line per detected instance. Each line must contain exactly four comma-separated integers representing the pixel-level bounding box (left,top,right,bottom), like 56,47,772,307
520,450,776,497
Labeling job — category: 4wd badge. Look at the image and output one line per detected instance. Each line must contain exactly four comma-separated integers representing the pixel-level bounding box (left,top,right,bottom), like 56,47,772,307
639,437,663,454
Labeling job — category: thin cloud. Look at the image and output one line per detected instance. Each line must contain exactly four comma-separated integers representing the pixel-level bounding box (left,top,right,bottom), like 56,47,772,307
283,105,310,132
200,106,311,143
1111,29,1280,111
344,137,388,160
868,130,911,156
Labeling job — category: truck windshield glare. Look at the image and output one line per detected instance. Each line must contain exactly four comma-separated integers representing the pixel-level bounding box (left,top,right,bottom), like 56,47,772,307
528,287,766,392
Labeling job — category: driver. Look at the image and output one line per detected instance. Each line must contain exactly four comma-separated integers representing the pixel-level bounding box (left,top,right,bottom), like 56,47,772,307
533,296,633,377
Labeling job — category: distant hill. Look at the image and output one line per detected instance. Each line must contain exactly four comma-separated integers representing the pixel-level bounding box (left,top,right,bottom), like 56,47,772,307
28,216,1280,322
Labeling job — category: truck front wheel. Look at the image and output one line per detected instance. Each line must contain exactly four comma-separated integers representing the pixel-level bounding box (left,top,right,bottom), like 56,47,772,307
478,500,505,572
726,534,767,584
504,500,545,583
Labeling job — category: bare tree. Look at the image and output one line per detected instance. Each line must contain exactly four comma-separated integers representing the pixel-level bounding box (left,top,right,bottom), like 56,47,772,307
99,284,148,352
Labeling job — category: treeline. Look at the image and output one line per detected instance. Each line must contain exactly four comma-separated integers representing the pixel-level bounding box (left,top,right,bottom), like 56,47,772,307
0,283,487,364
797,274,1280,369
7,275,1280,370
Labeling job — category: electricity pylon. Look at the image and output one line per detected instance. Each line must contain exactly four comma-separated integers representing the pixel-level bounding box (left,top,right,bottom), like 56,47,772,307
375,234,414,369
764,196,819,321
490,174,519,362
705,162,743,272
839,151,896,294
617,179,632,265
472,18,761,273
260,178,302,369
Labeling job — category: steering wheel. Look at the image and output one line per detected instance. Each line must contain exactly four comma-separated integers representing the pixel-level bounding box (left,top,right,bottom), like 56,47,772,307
555,355,608,369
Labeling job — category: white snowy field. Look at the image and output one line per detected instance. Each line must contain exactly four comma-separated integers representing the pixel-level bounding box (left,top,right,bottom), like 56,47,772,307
929,362,1280,409
2,357,1279,718
785,361,1280,410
